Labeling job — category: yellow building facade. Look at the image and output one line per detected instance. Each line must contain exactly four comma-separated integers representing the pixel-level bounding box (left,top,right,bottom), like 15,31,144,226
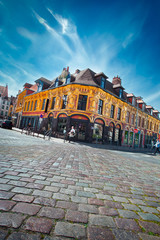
15,68,160,147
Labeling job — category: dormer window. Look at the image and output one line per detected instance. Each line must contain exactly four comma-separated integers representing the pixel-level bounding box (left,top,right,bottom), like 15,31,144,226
119,89,123,98
55,78,59,87
100,77,105,89
66,74,71,84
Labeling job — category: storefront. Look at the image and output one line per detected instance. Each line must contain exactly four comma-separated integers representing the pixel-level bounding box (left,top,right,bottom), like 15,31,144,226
57,113,67,134
115,124,121,145
129,131,134,146
108,122,114,143
70,115,89,141
93,118,104,142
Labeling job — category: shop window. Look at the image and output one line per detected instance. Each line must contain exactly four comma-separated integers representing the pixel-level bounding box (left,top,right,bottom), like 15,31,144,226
57,118,67,133
98,99,103,115
78,95,87,111
30,101,33,111
117,108,121,120
42,99,46,110
108,123,114,142
93,123,103,139
129,132,133,146
110,105,115,118
124,131,128,144
27,102,30,111
51,97,56,109
34,100,37,110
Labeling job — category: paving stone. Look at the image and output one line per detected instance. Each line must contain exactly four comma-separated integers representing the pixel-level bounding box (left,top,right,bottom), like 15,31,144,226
52,193,70,201
79,203,98,214
7,232,41,240
138,220,160,234
61,180,75,185
35,180,51,185
122,203,140,211
0,190,15,199
88,198,104,206
60,188,75,195
0,200,16,211
115,218,142,231
43,236,71,240
77,191,95,198
0,184,13,191
138,233,160,240
38,207,65,219
54,222,86,239
89,214,116,227
104,200,123,209
84,187,99,193
0,212,26,228
70,197,87,205
12,194,34,203
113,196,129,203
0,230,8,240
87,226,115,240
139,205,159,213
76,182,89,187
33,197,56,207
24,217,53,233
51,182,67,188
4,175,20,180
99,207,119,216
11,187,32,194
112,228,140,240
118,209,139,219
12,202,41,215
147,201,160,207
44,186,60,192
65,210,88,223
68,185,83,190
96,193,112,200
129,198,147,205
138,212,160,222
21,177,35,182
32,190,52,198
26,183,44,190
32,175,46,180
0,178,9,183
8,180,27,187
56,200,78,210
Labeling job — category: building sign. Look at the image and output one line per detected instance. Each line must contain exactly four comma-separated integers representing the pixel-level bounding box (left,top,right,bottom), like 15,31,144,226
40,114,43,118
134,129,138,133
71,115,88,121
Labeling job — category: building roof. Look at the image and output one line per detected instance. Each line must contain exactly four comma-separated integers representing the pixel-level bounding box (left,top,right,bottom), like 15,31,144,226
35,77,52,85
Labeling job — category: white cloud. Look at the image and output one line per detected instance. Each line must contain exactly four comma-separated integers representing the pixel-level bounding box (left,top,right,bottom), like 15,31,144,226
145,91,160,103
17,27,38,42
122,33,134,48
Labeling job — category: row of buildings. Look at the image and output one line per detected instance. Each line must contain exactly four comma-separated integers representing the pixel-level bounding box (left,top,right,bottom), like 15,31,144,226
13,67,160,148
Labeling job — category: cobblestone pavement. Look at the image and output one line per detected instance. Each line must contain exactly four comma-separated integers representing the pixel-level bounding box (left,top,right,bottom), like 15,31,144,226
0,128,160,240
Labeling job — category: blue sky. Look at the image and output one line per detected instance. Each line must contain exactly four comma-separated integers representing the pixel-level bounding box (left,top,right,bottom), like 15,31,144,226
0,0,160,111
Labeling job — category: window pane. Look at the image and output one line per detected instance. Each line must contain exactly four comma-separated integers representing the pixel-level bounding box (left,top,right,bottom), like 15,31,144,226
78,95,87,111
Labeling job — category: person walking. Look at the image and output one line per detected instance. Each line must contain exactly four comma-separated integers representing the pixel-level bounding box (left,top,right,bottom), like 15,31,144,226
68,126,76,143
154,139,160,155
63,126,67,143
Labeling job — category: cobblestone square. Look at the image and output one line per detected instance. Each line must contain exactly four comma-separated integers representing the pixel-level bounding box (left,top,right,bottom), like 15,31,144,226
0,128,160,239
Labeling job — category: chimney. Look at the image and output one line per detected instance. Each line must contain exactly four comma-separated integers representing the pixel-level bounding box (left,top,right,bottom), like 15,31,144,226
112,75,121,85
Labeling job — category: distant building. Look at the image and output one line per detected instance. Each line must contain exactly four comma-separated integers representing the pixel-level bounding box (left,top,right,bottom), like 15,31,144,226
0,84,10,119
15,67,160,147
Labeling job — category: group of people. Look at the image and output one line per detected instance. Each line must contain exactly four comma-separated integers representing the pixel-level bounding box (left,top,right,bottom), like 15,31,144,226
63,126,76,143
